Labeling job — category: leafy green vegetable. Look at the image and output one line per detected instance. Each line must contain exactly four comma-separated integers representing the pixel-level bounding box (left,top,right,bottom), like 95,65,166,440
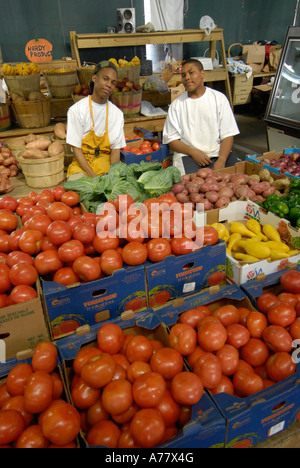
64,161,181,213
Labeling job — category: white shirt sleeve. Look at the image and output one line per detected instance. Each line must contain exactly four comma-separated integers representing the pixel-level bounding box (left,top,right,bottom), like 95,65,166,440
163,98,183,145
66,102,86,149
217,94,240,140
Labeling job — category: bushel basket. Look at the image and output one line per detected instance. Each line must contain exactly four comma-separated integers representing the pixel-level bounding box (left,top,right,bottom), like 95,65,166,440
18,151,65,188
110,89,142,116
11,98,51,129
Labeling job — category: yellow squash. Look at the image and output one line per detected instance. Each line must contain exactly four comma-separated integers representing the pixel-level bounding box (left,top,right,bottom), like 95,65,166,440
230,222,256,238
262,224,281,243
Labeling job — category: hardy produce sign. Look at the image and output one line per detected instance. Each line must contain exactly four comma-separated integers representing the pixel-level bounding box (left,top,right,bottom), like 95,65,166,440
25,38,53,62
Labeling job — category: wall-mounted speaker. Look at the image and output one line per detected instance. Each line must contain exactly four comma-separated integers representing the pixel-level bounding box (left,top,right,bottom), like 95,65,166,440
116,8,136,34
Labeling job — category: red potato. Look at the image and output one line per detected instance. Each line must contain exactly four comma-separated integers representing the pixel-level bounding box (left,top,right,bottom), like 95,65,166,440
219,187,234,199
230,173,247,185
197,168,213,179
215,196,230,208
234,186,250,198
263,187,276,198
205,191,219,204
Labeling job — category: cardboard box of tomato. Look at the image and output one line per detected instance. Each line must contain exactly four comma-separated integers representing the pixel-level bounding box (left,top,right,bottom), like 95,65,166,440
0,278,50,361
120,134,171,168
56,310,226,449
41,264,147,341
145,239,227,309
153,283,300,448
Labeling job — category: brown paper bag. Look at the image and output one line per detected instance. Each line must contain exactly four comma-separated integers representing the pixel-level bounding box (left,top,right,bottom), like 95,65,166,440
243,43,266,72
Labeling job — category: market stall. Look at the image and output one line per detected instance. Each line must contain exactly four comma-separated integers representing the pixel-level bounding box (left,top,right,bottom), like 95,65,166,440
1,12,300,450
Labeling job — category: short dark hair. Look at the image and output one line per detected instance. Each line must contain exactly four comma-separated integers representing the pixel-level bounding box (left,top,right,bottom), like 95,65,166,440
89,60,118,93
182,59,204,71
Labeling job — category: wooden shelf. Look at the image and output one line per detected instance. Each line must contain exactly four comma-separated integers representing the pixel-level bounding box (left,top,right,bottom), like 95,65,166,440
70,29,233,107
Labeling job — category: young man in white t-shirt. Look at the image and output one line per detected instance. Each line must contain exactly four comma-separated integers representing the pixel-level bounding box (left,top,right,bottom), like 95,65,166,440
163,59,240,175
66,61,126,180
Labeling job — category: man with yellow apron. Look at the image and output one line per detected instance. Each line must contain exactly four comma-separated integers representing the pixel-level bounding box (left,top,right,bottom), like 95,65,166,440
66,61,126,180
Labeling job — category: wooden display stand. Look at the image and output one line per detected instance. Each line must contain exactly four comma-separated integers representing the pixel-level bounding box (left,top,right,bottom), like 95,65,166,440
70,29,233,108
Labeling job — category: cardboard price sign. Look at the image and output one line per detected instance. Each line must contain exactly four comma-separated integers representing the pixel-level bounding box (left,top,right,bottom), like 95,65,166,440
25,38,53,62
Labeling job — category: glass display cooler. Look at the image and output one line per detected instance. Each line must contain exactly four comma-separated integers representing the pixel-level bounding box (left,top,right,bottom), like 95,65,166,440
265,26,300,151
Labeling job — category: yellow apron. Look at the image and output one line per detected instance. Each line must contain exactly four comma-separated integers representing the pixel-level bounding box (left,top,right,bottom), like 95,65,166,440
67,96,111,177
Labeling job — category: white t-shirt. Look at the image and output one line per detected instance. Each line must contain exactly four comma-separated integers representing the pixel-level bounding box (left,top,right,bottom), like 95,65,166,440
66,97,126,150
163,87,240,158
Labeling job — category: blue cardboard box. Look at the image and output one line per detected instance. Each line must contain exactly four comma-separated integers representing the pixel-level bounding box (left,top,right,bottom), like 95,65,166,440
153,283,300,447
246,147,300,180
56,310,226,449
145,240,227,308
121,129,171,167
41,264,147,340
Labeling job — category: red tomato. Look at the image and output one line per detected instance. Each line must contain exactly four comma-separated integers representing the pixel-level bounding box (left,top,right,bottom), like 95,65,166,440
193,352,223,389
150,347,183,380
53,267,79,286
41,400,81,446
210,375,234,396
212,305,239,327
197,319,227,352
6,363,33,396
233,369,264,397
57,239,85,263
93,235,119,255
226,323,250,349
73,347,102,376
152,142,161,151
171,236,200,256
256,292,278,314
155,389,180,427
281,270,300,294
169,323,197,356
240,338,270,367
132,372,166,408
195,226,219,247
215,344,239,376
0,196,18,212
265,352,297,382
73,256,101,283
126,362,152,383
34,250,64,276
36,190,55,204
61,191,80,207
0,294,8,309
263,325,293,353
277,292,299,308
97,323,125,355
73,223,96,244
81,353,116,389
71,376,101,410
267,302,296,327
51,372,64,399
238,307,252,326
14,425,49,449
99,249,123,276
51,186,66,201
47,220,72,246
18,230,43,255
122,241,148,266
0,410,25,445
125,335,153,363
31,341,58,374
0,210,18,232
246,311,268,338
8,229,24,251
289,317,300,340
9,285,38,304
86,420,121,448
24,214,52,235
47,202,72,222
86,398,109,427
178,306,211,328
23,371,54,414
130,408,165,448
170,372,203,405
113,194,135,214
0,235,10,253
0,264,11,293
102,379,133,415
9,263,37,287
146,238,171,263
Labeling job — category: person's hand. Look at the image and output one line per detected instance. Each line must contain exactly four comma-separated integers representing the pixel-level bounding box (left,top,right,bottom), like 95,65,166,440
190,149,211,167
212,159,226,170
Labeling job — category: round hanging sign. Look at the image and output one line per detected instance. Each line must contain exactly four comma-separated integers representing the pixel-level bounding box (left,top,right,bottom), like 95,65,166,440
25,38,53,62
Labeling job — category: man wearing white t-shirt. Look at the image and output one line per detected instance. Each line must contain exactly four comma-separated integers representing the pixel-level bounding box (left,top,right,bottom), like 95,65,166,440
66,61,126,180
163,59,240,175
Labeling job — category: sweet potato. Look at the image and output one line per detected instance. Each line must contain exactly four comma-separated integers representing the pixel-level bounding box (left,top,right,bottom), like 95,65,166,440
9,165,19,177
24,133,37,144
7,137,26,147
21,148,48,159
48,141,64,157
53,123,67,140
26,137,51,151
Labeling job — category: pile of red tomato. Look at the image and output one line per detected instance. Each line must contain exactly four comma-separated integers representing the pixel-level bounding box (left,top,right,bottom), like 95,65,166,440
122,139,161,156
68,322,203,449
171,269,300,398
0,190,218,307
0,341,81,448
